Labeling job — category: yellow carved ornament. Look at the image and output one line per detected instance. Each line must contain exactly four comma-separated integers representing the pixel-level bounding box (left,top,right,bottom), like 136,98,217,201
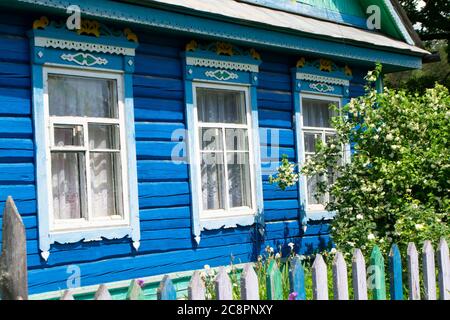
344,65,352,76
296,57,306,68
249,48,261,60
124,28,138,43
33,16,49,30
216,42,234,56
319,59,333,72
185,40,198,52
77,19,100,37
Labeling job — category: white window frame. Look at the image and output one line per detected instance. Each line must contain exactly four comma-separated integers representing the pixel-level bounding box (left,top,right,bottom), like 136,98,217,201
192,82,258,221
299,93,343,213
43,66,131,232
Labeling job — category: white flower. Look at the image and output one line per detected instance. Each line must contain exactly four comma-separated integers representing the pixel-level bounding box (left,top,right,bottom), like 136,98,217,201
269,247,274,253
356,214,364,220
330,248,337,254
288,242,295,250
204,264,210,270
275,253,281,259
415,223,425,230
367,234,376,241
386,133,394,141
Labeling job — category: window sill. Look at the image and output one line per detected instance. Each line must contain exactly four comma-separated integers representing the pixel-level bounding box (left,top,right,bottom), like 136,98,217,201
41,225,139,261
200,213,256,232
306,210,336,221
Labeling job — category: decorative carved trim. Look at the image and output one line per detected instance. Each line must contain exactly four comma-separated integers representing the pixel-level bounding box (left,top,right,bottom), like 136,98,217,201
19,0,423,70
35,37,136,56
296,72,349,86
186,57,259,72
61,52,108,66
309,82,334,93
186,40,261,60
205,69,238,81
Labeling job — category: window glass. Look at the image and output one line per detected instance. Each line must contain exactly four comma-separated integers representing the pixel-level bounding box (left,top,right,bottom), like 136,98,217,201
302,97,340,211
48,75,117,118
197,88,246,124
196,87,254,215
303,98,336,128
48,74,124,225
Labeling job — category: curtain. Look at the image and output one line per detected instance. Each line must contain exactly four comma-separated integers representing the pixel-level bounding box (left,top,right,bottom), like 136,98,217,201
197,88,252,211
48,75,117,118
303,99,335,128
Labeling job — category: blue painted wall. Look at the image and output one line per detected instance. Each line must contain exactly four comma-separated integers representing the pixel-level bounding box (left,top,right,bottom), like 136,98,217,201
0,10,368,295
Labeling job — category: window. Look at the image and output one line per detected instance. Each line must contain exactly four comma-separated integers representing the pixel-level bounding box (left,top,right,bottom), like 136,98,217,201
301,95,341,212
44,68,129,231
194,84,256,219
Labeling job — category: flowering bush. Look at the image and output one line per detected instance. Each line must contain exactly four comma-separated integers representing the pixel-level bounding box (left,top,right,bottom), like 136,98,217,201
300,64,450,256
268,154,299,191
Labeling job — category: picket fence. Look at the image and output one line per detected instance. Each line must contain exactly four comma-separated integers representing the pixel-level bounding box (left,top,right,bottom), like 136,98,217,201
0,197,449,301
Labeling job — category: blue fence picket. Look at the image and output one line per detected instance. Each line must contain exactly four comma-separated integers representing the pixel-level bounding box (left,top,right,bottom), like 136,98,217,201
389,244,403,300
289,256,306,300
157,275,177,300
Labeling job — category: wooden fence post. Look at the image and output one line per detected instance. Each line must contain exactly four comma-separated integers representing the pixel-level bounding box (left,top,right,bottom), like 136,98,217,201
332,251,349,300
289,256,306,300
127,279,145,300
0,197,28,300
266,260,283,300
369,246,386,300
388,244,403,300
215,267,233,300
188,271,205,300
240,264,259,300
437,238,450,300
312,254,328,300
94,284,112,300
60,290,75,300
352,249,368,300
407,243,420,300
157,275,177,300
422,241,436,300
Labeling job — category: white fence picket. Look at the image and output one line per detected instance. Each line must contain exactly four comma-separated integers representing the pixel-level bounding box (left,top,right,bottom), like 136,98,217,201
312,254,328,300
352,249,368,300
188,271,205,300
437,238,450,300
240,264,259,300
94,284,113,300
422,241,436,300
215,267,233,300
332,251,349,300
407,243,420,300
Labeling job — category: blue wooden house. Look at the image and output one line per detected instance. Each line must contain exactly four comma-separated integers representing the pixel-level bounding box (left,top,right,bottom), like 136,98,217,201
0,0,429,297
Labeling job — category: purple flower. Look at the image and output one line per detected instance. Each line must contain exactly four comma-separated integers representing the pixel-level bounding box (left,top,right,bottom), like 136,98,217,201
288,292,298,300
137,279,145,288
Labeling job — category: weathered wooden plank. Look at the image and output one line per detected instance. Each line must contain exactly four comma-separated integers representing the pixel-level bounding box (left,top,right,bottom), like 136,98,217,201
437,238,450,300
266,260,283,300
0,197,27,300
60,290,74,300
188,271,205,300
289,256,306,300
422,240,437,300
157,275,177,300
368,246,386,300
126,279,145,300
312,254,328,300
407,243,420,300
240,264,259,300
215,267,233,300
94,284,112,300
389,244,403,300
332,251,349,300
352,249,368,300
